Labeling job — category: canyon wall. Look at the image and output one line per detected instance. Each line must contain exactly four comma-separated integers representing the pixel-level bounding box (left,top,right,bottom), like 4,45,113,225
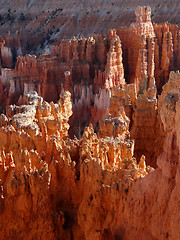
0,1,179,56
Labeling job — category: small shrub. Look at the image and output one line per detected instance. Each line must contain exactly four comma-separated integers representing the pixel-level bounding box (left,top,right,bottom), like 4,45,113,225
18,13,25,21
139,76,148,94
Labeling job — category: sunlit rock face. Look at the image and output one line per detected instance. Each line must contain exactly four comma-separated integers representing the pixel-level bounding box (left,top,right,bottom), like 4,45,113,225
1,72,180,239
0,5,178,166
0,32,125,136
0,91,149,239
0,5,180,239
78,71,180,240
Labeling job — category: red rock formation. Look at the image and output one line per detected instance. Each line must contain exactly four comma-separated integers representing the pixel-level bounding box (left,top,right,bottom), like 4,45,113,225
77,72,180,240
131,92,164,168
0,7,176,172
154,23,180,93
0,6,179,111
0,32,23,68
116,6,156,92
0,90,149,239
0,6,178,158
0,6,175,161
99,82,163,168
0,33,125,136
93,31,125,90
0,38,5,68
1,71,180,239
1,4,180,240
130,6,155,38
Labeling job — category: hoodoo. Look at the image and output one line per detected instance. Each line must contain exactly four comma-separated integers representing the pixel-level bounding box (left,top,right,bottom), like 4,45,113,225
0,3,180,240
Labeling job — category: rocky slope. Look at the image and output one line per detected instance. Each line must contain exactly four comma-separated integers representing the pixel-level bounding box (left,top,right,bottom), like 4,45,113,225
0,0,179,55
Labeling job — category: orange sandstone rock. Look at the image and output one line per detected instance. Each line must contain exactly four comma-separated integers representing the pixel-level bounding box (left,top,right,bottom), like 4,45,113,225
77,71,180,240
0,90,149,239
